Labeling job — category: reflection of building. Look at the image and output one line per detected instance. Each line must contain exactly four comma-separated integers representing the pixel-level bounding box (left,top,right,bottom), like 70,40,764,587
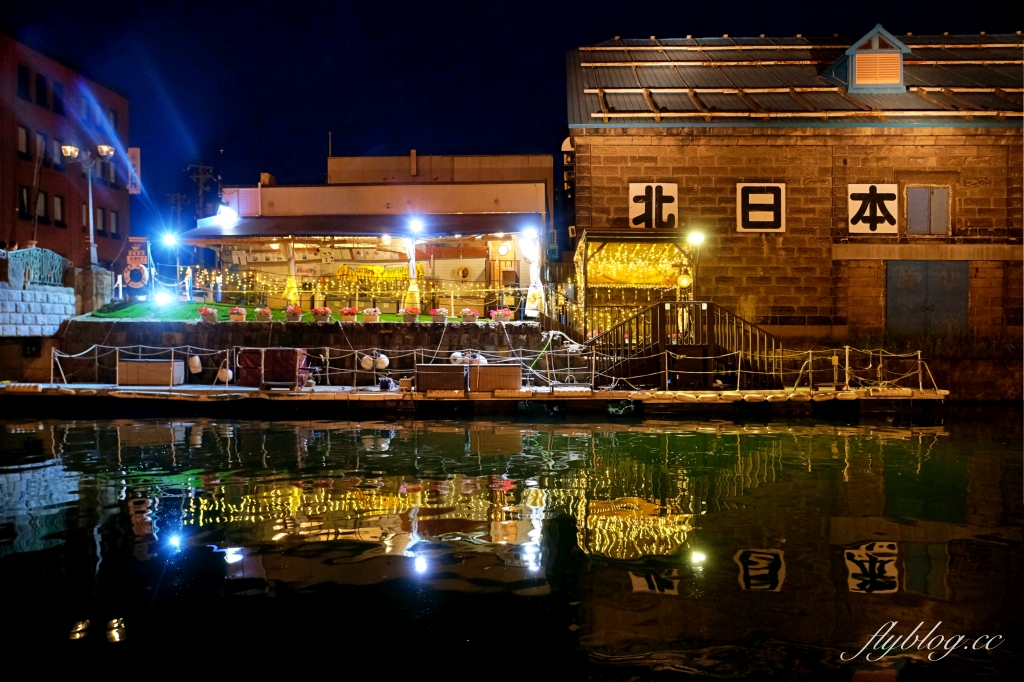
180,153,553,317
1,34,131,267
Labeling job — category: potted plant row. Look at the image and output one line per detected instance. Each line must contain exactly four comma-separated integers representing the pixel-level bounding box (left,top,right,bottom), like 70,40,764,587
490,307,512,323
229,306,247,322
256,307,272,322
313,306,333,323
363,307,381,322
198,306,218,323
430,308,449,323
340,307,357,322
286,305,302,322
399,307,420,323
461,308,479,323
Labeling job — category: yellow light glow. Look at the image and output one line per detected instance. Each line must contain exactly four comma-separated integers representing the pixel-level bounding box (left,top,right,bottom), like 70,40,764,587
687,231,705,246
691,551,706,564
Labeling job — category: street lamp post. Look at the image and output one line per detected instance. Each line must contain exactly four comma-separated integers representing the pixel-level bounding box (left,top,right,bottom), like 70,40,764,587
687,231,705,301
61,143,115,266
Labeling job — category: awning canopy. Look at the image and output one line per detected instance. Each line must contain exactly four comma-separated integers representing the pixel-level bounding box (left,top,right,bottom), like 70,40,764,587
181,213,543,243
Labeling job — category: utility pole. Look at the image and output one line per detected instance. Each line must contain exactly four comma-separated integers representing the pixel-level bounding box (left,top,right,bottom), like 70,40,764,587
187,163,215,219
167,192,187,231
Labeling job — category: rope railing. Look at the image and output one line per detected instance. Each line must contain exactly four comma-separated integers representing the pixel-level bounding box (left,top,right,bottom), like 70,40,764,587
48,342,941,393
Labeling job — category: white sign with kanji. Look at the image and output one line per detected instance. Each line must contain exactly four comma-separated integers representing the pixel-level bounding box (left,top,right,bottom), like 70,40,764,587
736,183,786,232
629,183,678,229
848,184,898,234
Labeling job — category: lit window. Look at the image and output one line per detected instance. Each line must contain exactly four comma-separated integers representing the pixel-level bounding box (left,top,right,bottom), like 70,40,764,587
95,207,105,233
19,187,31,219
54,196,65,225
17,65,31,100
907,186,950,235
110,211,118,235
35,132,48,164
17,126,29,156
52,139,64,168
36,191,48,221
53,82,65,115
35,73,48,108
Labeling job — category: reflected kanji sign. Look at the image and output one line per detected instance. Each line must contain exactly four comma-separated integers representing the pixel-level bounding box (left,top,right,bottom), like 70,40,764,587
629,183,678,229
734,549,786,591
848,184,898,234
846,542,899,593
736,183,786,232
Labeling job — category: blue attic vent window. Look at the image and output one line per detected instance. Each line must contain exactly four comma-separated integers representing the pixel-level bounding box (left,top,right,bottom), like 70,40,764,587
842,24,910,94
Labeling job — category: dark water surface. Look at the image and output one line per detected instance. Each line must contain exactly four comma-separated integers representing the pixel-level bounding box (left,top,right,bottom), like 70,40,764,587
1,410,1021,678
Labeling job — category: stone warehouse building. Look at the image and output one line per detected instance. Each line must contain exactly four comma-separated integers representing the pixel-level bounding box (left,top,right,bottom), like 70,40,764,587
565,25,1023,342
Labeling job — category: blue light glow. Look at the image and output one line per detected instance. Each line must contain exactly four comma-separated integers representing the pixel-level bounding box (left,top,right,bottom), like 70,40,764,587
162,233,177,246
169,535,181,548
409,218,424,233
414,556,428,573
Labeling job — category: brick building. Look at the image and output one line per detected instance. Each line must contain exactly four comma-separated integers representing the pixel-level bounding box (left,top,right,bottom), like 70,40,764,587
0,33,130,268
565,25,1022,342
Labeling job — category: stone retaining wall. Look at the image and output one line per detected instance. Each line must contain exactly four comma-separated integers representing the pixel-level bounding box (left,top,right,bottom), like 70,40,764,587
0,285,77,337
53,319,546,385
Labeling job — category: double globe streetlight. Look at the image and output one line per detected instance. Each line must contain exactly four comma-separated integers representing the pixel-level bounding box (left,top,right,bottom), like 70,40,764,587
61,142,115,266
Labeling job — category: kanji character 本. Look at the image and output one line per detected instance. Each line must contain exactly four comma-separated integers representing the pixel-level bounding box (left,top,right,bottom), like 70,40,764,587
632,184,676,229
850,185,897,232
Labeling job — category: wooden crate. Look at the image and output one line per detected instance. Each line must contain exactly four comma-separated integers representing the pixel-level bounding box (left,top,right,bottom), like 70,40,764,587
469,364,522,392
118,359,185,386
415,364,467,392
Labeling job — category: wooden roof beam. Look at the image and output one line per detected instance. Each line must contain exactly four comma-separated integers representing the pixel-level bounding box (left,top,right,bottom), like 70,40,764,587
580,60,825,67
579,43,1022,51
588,109,1021,119
686,89,712,122
585,87,842,94
905,59,1023,65
913,88,958,110
597,88,610,123
941,88,987,110
735,90,770,118
787,89,824,119
642,89,662,122
836,88,872,111
993,88,1024,103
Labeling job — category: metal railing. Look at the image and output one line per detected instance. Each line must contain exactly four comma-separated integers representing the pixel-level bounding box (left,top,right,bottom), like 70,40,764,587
1,247,73,286
584,301,783,390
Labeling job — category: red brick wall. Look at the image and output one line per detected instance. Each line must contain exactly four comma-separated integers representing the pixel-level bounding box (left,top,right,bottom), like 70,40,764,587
1,34,131,269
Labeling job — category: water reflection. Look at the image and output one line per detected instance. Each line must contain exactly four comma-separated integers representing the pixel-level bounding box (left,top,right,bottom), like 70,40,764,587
0,415,1020,676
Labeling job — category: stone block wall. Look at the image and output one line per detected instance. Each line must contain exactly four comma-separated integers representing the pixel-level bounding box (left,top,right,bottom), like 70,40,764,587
0,284,77,337
53,319,545,385
571,126,1022,337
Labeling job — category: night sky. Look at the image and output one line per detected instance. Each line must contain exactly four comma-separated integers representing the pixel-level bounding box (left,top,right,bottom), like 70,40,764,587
3,0,1015,236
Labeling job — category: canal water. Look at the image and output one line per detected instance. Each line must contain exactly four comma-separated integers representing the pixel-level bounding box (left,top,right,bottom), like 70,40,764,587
1,411,1020,677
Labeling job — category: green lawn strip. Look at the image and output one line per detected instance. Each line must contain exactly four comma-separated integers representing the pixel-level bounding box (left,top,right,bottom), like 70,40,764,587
89,302,468,323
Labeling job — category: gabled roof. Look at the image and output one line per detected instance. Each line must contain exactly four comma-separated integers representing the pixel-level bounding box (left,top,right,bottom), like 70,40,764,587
844,24,910,55
567,29,1023,128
